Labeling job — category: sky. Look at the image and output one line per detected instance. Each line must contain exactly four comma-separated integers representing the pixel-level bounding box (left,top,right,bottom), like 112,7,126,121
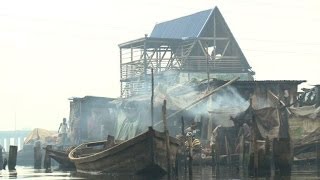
0,0,319,131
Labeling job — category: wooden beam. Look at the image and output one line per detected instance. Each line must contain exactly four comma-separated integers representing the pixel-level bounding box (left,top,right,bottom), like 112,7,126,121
155,76,240,126
197,37,229,41
268,90,292,115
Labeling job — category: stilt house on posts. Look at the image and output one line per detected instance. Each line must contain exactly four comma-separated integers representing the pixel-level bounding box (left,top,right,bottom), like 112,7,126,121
119,7,254,98
116,7,307,145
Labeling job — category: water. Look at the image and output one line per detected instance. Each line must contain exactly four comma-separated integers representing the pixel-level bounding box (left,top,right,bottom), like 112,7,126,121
0,166,319,180
0,166,78,179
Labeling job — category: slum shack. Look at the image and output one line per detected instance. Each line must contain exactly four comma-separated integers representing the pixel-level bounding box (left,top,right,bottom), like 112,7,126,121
210,80,305,176
289,85,320,169
111,77,306,177
290,85,320,139
68,96,116,144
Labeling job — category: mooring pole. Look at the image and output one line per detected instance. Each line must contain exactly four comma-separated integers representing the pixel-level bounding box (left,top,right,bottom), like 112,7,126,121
8,145,17,170
162,100,171,180
34,141,42,169
0,145,3,170
265,136,271,177
181,116,187,178
215,133,220,178
239,134,244,178
151,68,154,127
253,113,258,177
317,138,320,177
188,136,193,180
44,145,52,172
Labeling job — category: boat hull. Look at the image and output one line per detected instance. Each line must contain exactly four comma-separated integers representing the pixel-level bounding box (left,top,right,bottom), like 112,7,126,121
45,148,75,169
69,128,180,175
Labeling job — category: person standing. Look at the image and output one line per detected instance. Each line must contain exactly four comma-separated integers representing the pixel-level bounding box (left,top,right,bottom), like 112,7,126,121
58,118,68,147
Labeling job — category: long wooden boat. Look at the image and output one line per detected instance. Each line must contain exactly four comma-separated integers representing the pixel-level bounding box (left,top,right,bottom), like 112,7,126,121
44,146,76,170
69,127,180,176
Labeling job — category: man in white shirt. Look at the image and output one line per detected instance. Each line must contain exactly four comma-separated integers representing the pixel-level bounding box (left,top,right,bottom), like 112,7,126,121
58,118,68,146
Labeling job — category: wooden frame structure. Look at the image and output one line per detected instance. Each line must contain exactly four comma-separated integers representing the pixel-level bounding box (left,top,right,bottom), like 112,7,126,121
119,7,255,98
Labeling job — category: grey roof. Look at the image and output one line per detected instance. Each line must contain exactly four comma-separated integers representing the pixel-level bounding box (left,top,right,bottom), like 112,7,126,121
150,9,213,39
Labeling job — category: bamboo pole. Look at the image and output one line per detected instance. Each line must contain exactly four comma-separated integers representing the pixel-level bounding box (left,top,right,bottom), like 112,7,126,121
215,131,220,177
253,123,258,177
225,135,231,166
268,90,291,115
317,139,319,177
239,134,244,177
188,136,193,180
162,100,171,180
166,76,240,121
181,116,185,137
151,68,154,127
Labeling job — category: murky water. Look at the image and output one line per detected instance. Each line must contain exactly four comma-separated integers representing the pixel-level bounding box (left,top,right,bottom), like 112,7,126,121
0,166,319,179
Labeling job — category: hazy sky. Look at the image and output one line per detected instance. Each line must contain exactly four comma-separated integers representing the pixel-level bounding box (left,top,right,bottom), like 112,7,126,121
0,0,319,131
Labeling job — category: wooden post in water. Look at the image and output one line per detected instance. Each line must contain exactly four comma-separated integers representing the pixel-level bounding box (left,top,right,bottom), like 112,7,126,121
44,145,52,171
8,145,17,170
265,136,271,177
151,68,154,127
239,134,245,177
188,135,193,180
215,130,220,178
0,145,3,170
253,115,258,177
225,135,231,166
162,100,171,180
317,139,320,177
34,141,42,169
181,116,187,178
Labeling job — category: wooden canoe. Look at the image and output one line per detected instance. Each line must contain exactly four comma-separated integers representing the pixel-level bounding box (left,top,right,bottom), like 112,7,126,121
69,127,180,176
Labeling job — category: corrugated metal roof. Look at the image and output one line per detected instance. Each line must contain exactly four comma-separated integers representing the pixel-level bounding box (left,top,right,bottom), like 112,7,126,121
150,9,213,39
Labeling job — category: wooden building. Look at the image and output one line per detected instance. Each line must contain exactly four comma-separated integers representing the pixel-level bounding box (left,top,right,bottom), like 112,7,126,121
116,6,307,144
119,7,255,98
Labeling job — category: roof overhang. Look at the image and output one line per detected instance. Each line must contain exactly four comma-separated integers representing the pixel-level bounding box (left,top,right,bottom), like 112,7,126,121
118,37,183,49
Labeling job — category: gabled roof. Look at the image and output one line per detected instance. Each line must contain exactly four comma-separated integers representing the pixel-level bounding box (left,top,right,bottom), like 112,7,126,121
150,7,254,74
150,9,213,39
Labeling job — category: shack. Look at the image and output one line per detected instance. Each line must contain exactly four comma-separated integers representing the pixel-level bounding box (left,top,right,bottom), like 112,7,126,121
68,96,116,144
61,6,318,176
114,6,314,177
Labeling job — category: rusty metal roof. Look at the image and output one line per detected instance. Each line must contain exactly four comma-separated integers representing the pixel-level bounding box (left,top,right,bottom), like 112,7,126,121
150,9,213,39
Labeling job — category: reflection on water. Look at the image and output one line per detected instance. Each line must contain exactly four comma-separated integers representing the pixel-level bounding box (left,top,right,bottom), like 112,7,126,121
0,166,80,180
0,166,319,179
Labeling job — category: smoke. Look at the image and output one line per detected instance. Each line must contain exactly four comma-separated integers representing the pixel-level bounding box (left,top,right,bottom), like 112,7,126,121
191,86,249,127
112,74,250,139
